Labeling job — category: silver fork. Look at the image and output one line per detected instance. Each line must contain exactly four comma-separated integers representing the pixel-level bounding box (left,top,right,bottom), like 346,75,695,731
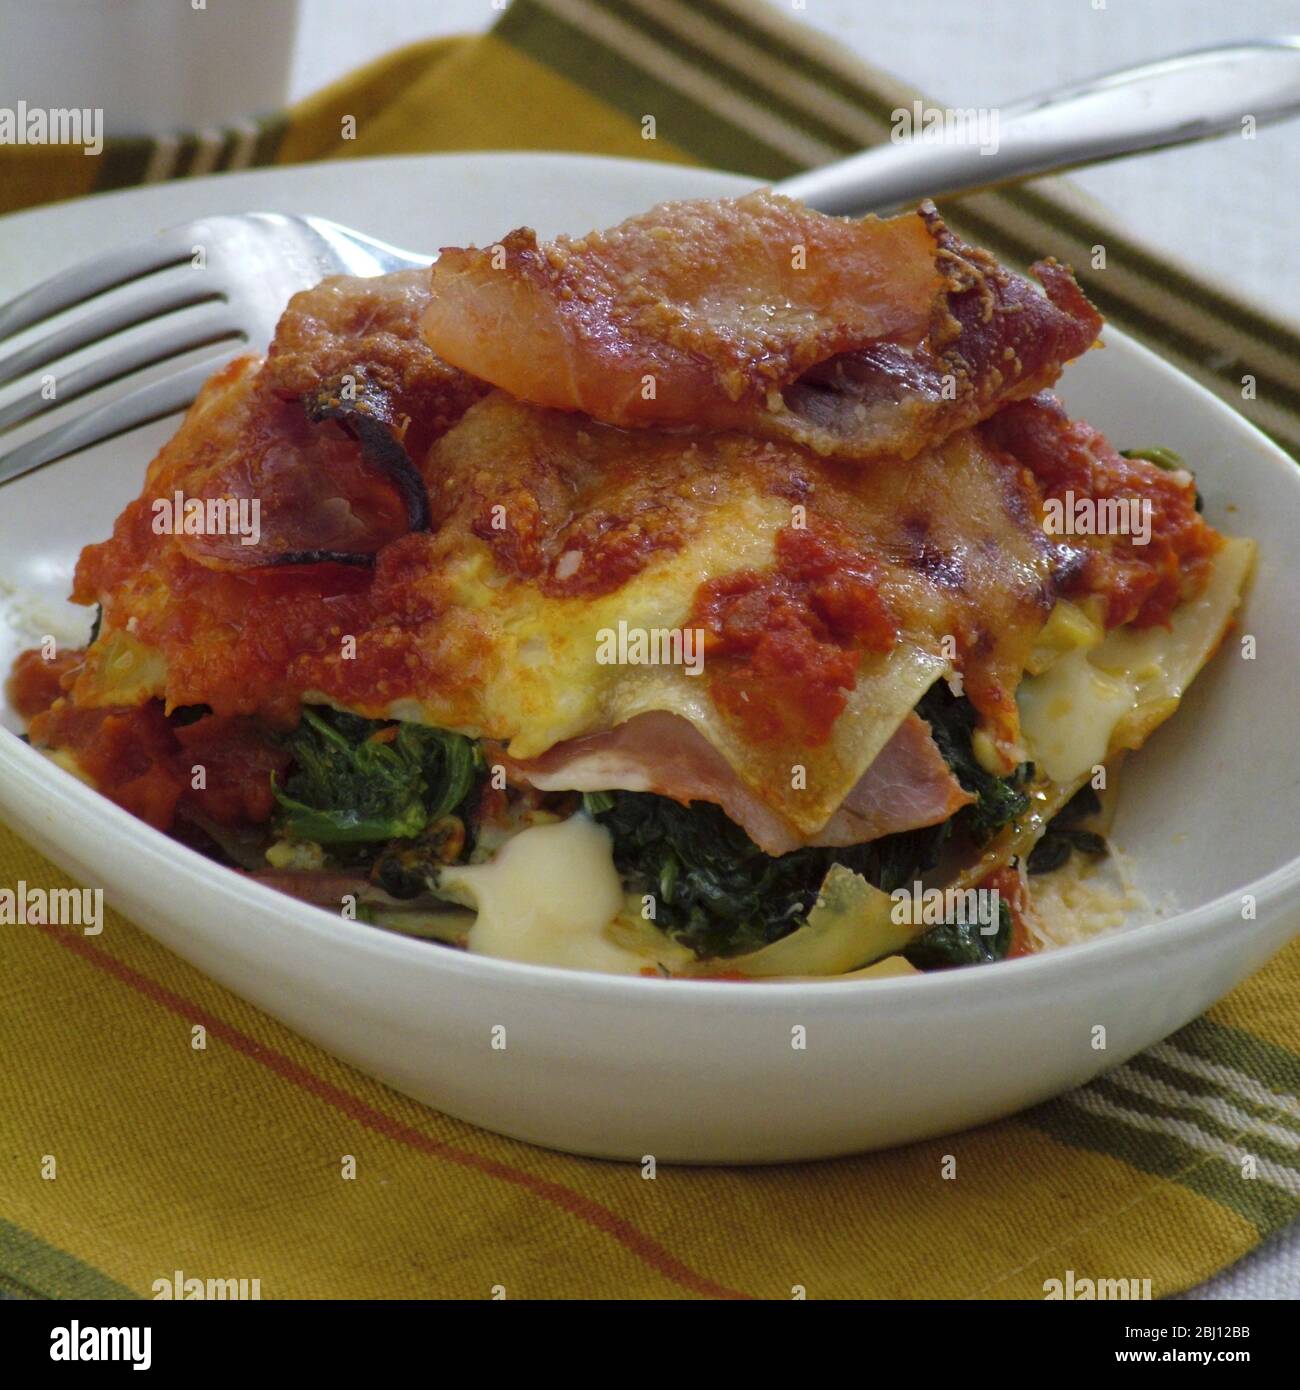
2,36,1299,486
0,215,429,483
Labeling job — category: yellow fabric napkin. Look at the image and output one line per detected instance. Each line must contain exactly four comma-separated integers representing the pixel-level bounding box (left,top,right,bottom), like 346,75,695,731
2,0,1298,1299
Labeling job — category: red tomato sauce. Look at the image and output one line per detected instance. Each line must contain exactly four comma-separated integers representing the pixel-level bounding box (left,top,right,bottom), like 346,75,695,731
983,397,1221,629
26,694,289,832
5,647,82,721
72,486,425,722
689,524,897,746
979,864,1037,958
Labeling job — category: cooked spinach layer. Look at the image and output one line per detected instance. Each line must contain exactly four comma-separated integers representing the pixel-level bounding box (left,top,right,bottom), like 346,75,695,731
914,682,1032,845
587,684,1030,961
1026,782,1109,875
273,707,483,849
904,898,1012,969
272,688,1033,967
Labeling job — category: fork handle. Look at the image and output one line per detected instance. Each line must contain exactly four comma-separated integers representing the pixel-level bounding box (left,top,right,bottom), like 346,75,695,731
776,38,1300,215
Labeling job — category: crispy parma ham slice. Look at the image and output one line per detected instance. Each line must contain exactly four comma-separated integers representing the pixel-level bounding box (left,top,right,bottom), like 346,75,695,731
497,709,971,855
139,271,493,573
420,192,1099,460
266,268,488,460
421,191,939,438
157,359,421,571
782,211,1102,459
192,269,487,566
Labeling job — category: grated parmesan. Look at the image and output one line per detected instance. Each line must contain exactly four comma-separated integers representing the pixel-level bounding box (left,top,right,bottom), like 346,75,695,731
1026,844,1160,952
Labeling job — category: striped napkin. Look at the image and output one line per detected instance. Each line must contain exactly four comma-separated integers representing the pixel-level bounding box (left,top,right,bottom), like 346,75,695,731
1,0,1297,1300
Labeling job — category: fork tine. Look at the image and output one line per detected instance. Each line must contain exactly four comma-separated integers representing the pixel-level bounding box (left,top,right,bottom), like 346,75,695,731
0,358,222,486
0,309,244,433
0,279,225,389
0,223,202,343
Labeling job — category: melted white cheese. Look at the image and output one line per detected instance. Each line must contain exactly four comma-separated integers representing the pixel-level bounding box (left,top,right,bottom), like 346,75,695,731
1017,651,1135,783
440,817,652,974
1018,537,1254,784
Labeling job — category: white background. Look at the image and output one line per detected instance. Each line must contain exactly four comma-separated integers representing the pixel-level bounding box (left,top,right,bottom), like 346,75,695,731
290,0,1300,323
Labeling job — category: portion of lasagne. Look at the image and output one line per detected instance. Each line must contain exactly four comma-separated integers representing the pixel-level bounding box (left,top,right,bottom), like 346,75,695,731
7,193,1253,978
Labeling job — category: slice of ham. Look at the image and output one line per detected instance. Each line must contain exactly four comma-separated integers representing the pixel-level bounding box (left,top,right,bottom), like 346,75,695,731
778,209,1103,459
497,709,971,855
172,375,417,571
816,710,973,847
172,271,492,573
266,268,488,460
420,192,1099,461
421,191,941,438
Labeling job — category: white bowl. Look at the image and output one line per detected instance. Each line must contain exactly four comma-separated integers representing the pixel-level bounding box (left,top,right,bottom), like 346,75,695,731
1,154,1296,1162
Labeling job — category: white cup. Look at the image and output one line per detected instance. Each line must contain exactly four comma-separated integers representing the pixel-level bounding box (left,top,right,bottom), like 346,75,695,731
0,0,301,137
